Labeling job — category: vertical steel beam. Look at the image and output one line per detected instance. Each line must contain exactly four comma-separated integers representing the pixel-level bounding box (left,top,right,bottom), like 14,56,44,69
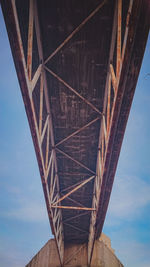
45,124,50,170
27,0,34,80
116,0,122,79
121,0,134,62
107,74,111,133
39,74,44,136
110,64,116,93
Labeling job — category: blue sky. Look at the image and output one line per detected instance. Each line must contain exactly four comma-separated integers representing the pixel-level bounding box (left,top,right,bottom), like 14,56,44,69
0,7,150,267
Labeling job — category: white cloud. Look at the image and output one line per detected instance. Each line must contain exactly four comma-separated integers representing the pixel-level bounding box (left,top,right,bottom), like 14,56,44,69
6,185,21,195
114,239,150,267
2,198,48,223
0,241,27,267
0,251,26,267
106,175,150,223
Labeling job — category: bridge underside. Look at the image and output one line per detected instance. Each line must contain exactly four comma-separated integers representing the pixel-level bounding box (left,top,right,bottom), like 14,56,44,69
1,0,149,265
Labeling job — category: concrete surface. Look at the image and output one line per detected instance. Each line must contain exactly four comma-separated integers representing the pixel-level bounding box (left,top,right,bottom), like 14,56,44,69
26,234,123,267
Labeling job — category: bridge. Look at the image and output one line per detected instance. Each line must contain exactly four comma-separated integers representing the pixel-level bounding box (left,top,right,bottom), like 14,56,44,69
1,0,149,266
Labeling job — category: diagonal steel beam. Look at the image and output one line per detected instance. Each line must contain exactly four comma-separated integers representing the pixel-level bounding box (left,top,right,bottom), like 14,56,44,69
55,117,100,147
41,114,49,143
52,175,95,206
64,244,86,266
44,0,107,64
31,64,42,92
61,177,91,193
65,196,85,208
44,66,103,116
63,211,90,223
63,222,89,234
55,147,96,175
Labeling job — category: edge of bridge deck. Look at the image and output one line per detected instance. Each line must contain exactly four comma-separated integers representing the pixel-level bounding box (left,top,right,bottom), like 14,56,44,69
95,0,150,238
88,0,150,263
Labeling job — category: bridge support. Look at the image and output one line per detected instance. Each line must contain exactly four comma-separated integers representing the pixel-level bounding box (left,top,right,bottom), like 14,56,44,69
26,234,123,267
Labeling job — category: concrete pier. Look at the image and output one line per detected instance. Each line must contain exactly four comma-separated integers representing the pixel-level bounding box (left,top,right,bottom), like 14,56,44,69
26,234,123,267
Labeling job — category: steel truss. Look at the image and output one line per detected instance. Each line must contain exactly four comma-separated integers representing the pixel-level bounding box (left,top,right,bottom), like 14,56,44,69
1,0,105,265
2,0,149,266
42,0,136,265
2,0,64,264
87,0,149,265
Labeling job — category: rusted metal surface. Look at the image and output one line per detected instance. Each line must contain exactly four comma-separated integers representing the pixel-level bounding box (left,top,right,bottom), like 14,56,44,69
52,206,96,211
1,0,149,266
53,176,95,206
116,0,122,79
56,148,96,175
110,64,116,93
44,66,103,116
87,0,150,264
95,0,150,240
44,0,107,64
27,0,34,80
55,117,100,147
63,211,90,224
1,0,64,264
33,1,64,263
39,73,44,136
